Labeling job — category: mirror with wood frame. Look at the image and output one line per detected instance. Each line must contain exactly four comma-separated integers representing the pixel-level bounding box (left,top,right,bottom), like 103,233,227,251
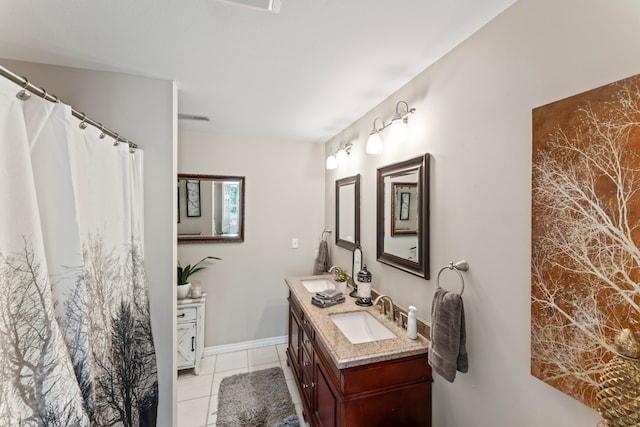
376,154,430,279
178,174,245,243
335,174,360,251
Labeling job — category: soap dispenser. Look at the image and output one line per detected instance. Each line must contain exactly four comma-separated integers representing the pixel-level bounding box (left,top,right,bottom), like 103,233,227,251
407,306,417,340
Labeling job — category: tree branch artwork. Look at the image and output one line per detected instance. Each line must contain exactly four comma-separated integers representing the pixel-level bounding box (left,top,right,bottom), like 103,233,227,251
531,74,640,409
0,235,157,425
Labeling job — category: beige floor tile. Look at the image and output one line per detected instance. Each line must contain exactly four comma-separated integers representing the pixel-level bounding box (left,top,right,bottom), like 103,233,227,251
286,379,302,405
199,355,217,375
215,350,248,372
276,343,288,361
248,345,279,366
208,393,219,423
177,373,214,402
249,361,281,372
177,396,209,427
295,404,311,427
280,360,294,380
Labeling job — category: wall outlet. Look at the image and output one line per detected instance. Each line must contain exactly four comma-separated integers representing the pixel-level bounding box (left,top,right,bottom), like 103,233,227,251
291,238,299,249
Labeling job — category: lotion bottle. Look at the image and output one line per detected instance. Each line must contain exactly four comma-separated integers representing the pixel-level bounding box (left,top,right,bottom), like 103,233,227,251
407,306,417,340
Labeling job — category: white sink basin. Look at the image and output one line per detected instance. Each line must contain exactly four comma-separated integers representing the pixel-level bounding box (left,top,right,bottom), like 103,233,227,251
301,279,335,293
330,311,396,344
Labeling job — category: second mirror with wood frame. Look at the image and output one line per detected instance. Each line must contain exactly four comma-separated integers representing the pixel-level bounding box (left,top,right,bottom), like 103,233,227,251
335,174,360,251
376,154,430,279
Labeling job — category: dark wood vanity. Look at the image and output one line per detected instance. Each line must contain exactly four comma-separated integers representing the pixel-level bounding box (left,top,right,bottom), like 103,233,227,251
287,290,432,427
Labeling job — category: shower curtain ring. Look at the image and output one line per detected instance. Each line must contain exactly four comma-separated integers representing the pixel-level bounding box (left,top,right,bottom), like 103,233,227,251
98,124,106,139
113,134,120,146
78,113,88,130
15,78,31,101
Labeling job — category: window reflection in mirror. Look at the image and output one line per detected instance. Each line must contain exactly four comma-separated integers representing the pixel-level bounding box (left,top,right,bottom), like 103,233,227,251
178,174,245,243
335,174,360,251
377,155,430,279
385,178,419,261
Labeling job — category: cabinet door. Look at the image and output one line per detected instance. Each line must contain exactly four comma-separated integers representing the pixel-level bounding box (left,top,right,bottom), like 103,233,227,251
288,307,301,378
301,347,314,407
314,359,338,427
177,322,196,369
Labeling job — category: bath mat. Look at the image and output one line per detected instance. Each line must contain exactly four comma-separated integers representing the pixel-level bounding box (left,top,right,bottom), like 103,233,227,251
217,366,299,427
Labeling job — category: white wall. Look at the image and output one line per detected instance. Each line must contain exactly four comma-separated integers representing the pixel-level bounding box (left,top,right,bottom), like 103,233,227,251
178,131,325,347
323,0,640,425
0,60,177,427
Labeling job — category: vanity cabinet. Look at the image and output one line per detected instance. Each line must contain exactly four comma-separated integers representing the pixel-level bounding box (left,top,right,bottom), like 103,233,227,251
177,293,206,374
286,292,432,427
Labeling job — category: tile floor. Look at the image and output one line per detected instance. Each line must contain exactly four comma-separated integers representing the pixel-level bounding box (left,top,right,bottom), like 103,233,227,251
177,343,311,427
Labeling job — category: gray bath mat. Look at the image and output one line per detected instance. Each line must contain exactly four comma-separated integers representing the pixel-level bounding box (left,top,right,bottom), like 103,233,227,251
217,366,300,427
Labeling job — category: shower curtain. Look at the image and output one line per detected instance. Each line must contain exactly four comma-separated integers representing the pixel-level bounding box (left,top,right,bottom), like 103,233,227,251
0,78,158,425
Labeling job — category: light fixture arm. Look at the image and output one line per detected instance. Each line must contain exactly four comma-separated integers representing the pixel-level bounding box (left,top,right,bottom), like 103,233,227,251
373,101,416,133
372,117,384,133
329,140,353,156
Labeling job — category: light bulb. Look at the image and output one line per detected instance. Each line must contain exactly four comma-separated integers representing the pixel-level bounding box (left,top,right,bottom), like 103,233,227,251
336,148,348,163
326,154,337,170
366,132,382,154
390,118,407,144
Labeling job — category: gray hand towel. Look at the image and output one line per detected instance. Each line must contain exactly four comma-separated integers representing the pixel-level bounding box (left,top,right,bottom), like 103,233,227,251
311,295,345,308
428,287,468,382
313,240,330,275
316,289,343,300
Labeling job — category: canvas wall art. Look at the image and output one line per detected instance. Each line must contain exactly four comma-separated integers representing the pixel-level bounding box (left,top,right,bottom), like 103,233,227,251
531,74,640,409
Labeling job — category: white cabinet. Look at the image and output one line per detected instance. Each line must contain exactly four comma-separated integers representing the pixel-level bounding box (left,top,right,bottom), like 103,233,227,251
177,293,206,374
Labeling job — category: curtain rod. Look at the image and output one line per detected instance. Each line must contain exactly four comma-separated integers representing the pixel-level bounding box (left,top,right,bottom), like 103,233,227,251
0,65,138,150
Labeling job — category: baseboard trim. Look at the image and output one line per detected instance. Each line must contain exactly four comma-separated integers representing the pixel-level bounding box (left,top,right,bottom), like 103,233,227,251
203,335,288,357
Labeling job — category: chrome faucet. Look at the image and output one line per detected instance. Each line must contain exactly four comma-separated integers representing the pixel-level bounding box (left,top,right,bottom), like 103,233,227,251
373,295,394,322
328,265,341,280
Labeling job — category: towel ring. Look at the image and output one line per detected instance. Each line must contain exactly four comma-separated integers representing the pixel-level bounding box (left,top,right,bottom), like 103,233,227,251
436,260,469,295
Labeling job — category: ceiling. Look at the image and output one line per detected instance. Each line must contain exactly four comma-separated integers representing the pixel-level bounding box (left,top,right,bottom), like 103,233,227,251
0,0,516,144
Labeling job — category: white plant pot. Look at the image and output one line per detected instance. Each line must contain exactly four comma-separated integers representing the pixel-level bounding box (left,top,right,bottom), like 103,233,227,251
177,283,191,300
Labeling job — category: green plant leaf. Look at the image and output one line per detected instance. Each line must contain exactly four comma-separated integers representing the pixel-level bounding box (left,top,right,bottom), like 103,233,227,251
177,256,221,285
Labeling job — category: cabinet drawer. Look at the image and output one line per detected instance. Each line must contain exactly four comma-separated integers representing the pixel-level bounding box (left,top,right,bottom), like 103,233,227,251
177,307,197,322
301,346,313,380
302,328,313,356
301,370,314,406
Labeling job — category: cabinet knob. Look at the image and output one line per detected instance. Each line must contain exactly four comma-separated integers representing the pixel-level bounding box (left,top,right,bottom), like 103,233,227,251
177,313,186,318
303,383,309,389
304,339,311,344
312,382,316,388
304,319,310,325
304,361,310,366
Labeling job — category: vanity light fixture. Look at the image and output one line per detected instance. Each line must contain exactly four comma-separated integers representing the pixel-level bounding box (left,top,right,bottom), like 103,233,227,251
366,118,383,155
365,101,416,154
336,147,349,163
326,154,338,170
326,141,353,170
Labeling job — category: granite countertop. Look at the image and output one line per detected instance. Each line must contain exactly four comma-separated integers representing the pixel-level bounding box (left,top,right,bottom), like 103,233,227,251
285,275,429,369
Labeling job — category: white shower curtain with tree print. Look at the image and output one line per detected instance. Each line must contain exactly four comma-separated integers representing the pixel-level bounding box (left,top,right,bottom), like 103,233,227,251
0,77,157,426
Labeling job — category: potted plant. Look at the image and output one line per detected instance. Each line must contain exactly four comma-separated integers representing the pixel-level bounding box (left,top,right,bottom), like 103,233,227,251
177,256,221,299
334,268,348,294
